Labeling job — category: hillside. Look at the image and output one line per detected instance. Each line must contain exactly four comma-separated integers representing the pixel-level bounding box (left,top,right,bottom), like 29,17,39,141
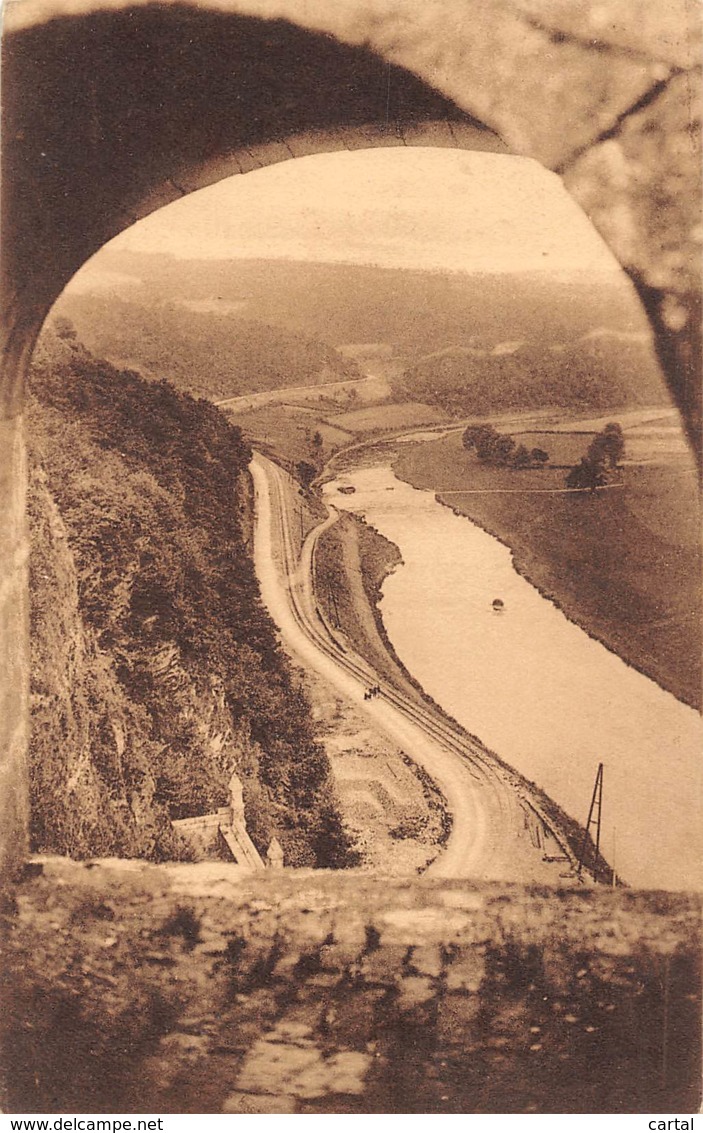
27,326,356,867
64,251,667,412
69,249,652,343
394,331,667,417
54,293,362,401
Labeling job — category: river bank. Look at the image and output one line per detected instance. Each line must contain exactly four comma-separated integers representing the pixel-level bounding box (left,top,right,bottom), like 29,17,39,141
325,462,702,891
317,483,620,883
393,426,701,710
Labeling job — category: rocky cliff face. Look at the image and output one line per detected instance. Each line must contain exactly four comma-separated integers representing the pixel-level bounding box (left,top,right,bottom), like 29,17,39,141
26,328,355,867
27,463,178,858
28,463,273,860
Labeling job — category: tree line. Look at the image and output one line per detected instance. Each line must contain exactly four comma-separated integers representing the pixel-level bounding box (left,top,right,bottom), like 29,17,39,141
462,420,625,492
462,423,549,469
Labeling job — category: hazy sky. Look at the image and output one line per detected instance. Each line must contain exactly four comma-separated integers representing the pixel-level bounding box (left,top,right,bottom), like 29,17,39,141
97,149,622,278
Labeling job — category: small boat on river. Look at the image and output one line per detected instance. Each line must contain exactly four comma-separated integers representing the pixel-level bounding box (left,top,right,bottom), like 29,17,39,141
492,598,505,612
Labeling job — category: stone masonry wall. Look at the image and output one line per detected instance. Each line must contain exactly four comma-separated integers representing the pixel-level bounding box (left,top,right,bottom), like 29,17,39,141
2,859,701,1113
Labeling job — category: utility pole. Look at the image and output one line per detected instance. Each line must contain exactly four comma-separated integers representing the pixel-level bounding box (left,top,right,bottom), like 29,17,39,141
577,762,604,881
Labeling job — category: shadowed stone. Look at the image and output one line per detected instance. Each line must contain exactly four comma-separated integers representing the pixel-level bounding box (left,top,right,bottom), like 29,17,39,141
510,0,701,69
564,71,702,297
2,861,699,1113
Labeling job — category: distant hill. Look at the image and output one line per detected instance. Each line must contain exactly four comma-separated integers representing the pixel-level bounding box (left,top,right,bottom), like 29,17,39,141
395,329,668,416
54,292,362,401
61,250,669,411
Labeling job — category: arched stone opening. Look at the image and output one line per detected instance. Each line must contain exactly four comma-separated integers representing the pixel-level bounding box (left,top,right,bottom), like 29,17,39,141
1,7,508,383
3,2,700,425
1,0,700,877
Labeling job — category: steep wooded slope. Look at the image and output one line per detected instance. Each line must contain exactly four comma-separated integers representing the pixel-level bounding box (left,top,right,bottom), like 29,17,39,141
56,293,362,400
27,328,355,866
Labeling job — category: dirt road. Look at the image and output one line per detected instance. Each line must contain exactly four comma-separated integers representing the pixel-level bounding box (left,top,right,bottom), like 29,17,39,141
216,374,385,413
250,452,575,883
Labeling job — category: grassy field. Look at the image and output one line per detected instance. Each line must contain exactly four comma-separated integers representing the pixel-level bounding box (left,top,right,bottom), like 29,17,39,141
394,421,701,709
327,402,449,432
225,403,355,466
226,398,450,470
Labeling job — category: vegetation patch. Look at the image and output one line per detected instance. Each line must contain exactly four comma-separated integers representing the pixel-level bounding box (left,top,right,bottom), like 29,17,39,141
314,512,408,695
54,294,361,401
27,325,356,867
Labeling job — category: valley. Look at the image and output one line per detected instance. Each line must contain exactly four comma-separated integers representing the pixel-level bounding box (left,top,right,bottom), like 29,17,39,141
44,252,701,891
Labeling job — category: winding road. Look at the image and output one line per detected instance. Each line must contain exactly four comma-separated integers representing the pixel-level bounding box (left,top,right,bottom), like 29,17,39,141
251,452,577,882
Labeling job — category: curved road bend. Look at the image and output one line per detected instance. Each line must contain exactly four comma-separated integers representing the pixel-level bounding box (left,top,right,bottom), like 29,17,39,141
250,452,573,882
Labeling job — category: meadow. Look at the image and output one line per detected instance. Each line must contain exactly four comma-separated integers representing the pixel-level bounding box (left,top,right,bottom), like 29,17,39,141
394,417,701,709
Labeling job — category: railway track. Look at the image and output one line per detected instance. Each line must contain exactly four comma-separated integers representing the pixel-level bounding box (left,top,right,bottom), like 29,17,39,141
252,452,578,881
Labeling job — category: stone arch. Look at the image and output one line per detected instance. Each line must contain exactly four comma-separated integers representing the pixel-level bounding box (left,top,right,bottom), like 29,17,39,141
1,7,508,382
3,1,699,416
0,0,700,875
127,117,508,238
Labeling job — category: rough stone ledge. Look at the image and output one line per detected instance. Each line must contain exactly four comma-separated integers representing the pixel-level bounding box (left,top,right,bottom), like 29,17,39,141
2,858,701,1114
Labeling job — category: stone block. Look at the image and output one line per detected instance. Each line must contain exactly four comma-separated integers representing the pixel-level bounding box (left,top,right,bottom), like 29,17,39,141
2,863,700,1112
510,0,701,69
565,72,701,291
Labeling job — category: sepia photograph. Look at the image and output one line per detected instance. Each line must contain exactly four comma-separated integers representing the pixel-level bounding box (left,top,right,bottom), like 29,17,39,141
1,0,701,1117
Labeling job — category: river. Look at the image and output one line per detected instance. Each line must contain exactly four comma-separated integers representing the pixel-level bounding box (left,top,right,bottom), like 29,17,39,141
323,463,702,891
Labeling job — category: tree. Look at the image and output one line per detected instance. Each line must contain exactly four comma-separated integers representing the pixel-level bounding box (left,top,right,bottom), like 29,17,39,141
485,433,516,466
466,426,515,466
566,457,607,492
462,424,496,452
588,422,625,469
566,422,623,492
464,424,549,469
296,460,317,490
512,443,532,469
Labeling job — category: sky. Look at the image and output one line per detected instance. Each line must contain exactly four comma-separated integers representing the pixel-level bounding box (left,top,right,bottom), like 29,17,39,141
89,149,623,280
